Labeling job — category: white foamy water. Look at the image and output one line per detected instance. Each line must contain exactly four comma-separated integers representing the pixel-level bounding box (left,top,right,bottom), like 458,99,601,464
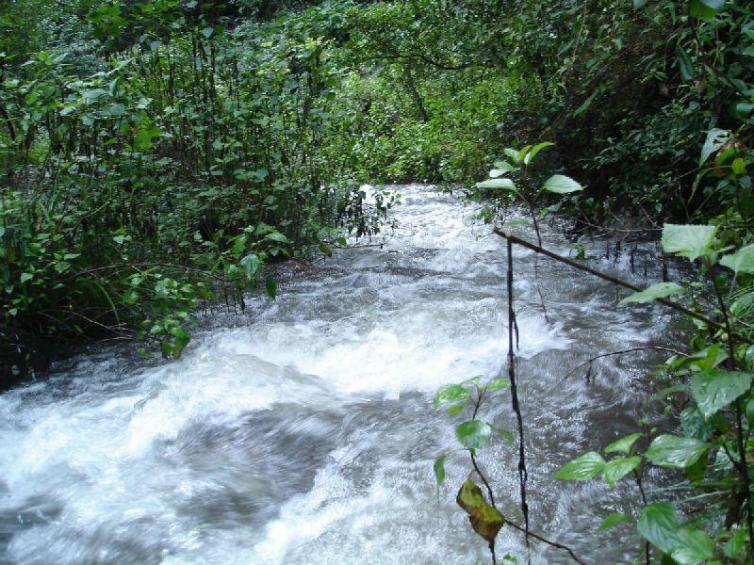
0,185,678,564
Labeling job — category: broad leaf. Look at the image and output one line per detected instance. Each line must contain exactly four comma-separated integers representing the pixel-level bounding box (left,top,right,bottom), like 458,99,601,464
637,503,679,553
504,148,521,162
723,529,747,559
554,451,605,480
720,244,754,274
619,282,685,305
455,420,492,450
690,369,753,418
240,254,261,280
645,435,709,468
602,456,641,486
671,528,715,564
516,145,533,164
598,512,631,531
661,224,716,261
493,160,516,172
476,178,516,191
700,128,730,164
523,141,554,165
605,433,643,454
435,383,470,406
543,174,583,194
456,480,505,545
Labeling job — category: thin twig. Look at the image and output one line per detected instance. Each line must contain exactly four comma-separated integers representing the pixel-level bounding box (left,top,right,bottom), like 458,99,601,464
505,522,587,565
493,229,733,338
507,239,530,552
562,346,688,381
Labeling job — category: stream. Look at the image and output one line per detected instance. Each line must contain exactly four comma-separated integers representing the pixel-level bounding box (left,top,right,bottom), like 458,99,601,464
0,185,681,564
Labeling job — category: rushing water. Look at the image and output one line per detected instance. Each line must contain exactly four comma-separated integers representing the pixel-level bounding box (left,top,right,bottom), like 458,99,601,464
0,185,682,564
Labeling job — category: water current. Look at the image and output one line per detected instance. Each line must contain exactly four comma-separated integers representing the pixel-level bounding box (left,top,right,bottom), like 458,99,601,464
0,185,682,564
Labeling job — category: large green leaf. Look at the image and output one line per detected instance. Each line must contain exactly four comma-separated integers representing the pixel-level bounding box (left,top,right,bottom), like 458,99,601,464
619,282,685,305
435,384,470,406
720,244,754,274
493,160,516,172
455,420,492,450
700,128,730,164
504,148,521,162
690,369,753,418
602,456,641,486
523,141,554,165
490,162,515,176
645,435,710,468
671,528,715,564
661,224,716,261
240,253,261,280
637,503,679,553
476,178,516,191
604,433,643,454
456,480,505,545
554,451,605,480
542,174,583,194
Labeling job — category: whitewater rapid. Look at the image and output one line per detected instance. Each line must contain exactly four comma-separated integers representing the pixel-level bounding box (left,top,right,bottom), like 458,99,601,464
0,185,678,564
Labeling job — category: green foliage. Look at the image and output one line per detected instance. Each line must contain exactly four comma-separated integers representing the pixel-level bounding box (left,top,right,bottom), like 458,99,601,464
554,451,606,481
0,2,392,381
619,282,686,304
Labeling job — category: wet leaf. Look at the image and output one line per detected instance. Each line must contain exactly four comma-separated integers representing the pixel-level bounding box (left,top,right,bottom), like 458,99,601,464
602,456,641,486
723,529,747,558
661,224,716,262
620,282,685,305
604,433,642,454
637,502,679,553
690,369,752,418
554,451,605,480
720,244,754,274
435,384,470,407
523,141,554,165
645,435,709,468
455,420,492,450
671,528,715,564
700,129,730,163
240,253,261,280
492,161,516,174
456,479,505,545
476,178,516,191
542,174,583,194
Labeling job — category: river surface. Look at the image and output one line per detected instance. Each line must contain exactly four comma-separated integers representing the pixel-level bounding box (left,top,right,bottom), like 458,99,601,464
0,185,681,564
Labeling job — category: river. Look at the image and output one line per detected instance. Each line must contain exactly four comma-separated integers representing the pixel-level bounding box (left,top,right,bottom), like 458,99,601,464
0,185,679,564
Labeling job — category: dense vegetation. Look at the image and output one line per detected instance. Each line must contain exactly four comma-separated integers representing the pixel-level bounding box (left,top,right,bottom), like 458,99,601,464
2,0,754,562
